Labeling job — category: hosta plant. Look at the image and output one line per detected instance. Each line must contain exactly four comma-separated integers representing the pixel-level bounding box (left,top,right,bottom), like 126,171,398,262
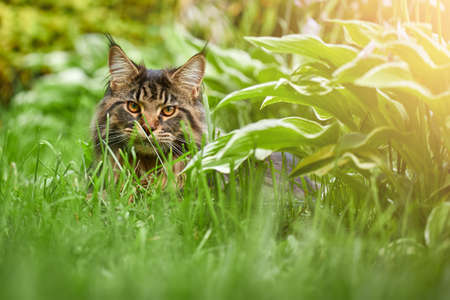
186,20,450,206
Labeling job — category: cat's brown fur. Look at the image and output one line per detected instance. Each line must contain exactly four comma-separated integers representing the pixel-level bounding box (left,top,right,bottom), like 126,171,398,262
91,36,206,185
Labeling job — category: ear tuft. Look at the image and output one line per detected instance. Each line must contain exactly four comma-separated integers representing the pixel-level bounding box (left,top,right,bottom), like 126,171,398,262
171,53,206,97
104,33,117,48
108,41,139,89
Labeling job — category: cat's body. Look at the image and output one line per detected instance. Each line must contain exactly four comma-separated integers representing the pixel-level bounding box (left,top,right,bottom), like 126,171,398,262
91,36,206,183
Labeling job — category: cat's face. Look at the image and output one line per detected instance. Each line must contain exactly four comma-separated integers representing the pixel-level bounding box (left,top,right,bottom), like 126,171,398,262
92,38,206,157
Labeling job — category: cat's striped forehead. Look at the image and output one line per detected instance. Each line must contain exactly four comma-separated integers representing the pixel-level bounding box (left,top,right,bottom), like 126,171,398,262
126,69,180,104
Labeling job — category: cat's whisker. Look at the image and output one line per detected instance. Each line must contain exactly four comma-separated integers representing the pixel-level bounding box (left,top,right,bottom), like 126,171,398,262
97,133,127,143
106,138,129,147
173,136,188,144
172,142,183,152
168,143,183,157
96,135,130,149
94,125,123,132
95,132,125,142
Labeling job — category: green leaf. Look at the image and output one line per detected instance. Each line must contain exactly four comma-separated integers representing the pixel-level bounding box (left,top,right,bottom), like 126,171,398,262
261,98,334,125
355,62,414,85
214,59,254,86
405,24,450,66
184,118,340,173
290,127,411,177
376,90,409,130
256,65,289,82
386,40,450,70
292,61,333,79
289,145,336,176
355,62,450,112
338,127,409,152
333,54,387,83
214,81,284,110
328,19,382,48
216,78,364,130
384,41,450,93
290,146,379,177
245,35,358,67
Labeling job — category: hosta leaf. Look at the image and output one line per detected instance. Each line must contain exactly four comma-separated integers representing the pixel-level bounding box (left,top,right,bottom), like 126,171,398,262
245,35,358,67
214,59,254,86
283,117,338,137
184,118,340,173
333,53,387,83
215,80,286,110
289,146,379,177
217,118,336,156
216,78,364,130
405,24,450,66
335,127,410,153
261,97,334,125
338,128,430,174
256,65,290,82
355,62,413,85
355,62,450,112
386,41,450,70
376,90,409,130
289,145,336,176
384,41,450,93
290,127,411,177
292,61,333,79
328,19,382,48
260,81,365,129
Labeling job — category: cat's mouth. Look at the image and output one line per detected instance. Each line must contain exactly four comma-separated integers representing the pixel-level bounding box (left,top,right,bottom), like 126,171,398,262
123,127,173,142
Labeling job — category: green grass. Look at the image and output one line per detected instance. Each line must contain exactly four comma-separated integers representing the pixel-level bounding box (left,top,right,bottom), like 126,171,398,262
0,31,449,300
1,96,449,300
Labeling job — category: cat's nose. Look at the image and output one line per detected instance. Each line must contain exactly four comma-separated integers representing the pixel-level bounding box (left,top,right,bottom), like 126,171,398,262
148,122,159,132
141,121,159,135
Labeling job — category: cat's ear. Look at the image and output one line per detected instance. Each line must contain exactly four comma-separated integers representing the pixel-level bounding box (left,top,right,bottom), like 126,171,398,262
170,53,206,99
108,41,139,90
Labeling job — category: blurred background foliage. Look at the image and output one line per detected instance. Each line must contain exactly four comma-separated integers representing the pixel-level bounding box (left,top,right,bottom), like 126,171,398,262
1,0,449,106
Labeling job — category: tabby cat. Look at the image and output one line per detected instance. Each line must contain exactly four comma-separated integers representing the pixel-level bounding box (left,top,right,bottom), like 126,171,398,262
91,36,206,185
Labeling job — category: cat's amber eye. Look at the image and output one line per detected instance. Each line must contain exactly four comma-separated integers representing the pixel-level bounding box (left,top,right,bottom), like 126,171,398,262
161,106,176,117
127,101,141,113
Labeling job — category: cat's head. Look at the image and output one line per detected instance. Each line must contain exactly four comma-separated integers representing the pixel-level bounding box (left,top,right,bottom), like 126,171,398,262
92,36,206,157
